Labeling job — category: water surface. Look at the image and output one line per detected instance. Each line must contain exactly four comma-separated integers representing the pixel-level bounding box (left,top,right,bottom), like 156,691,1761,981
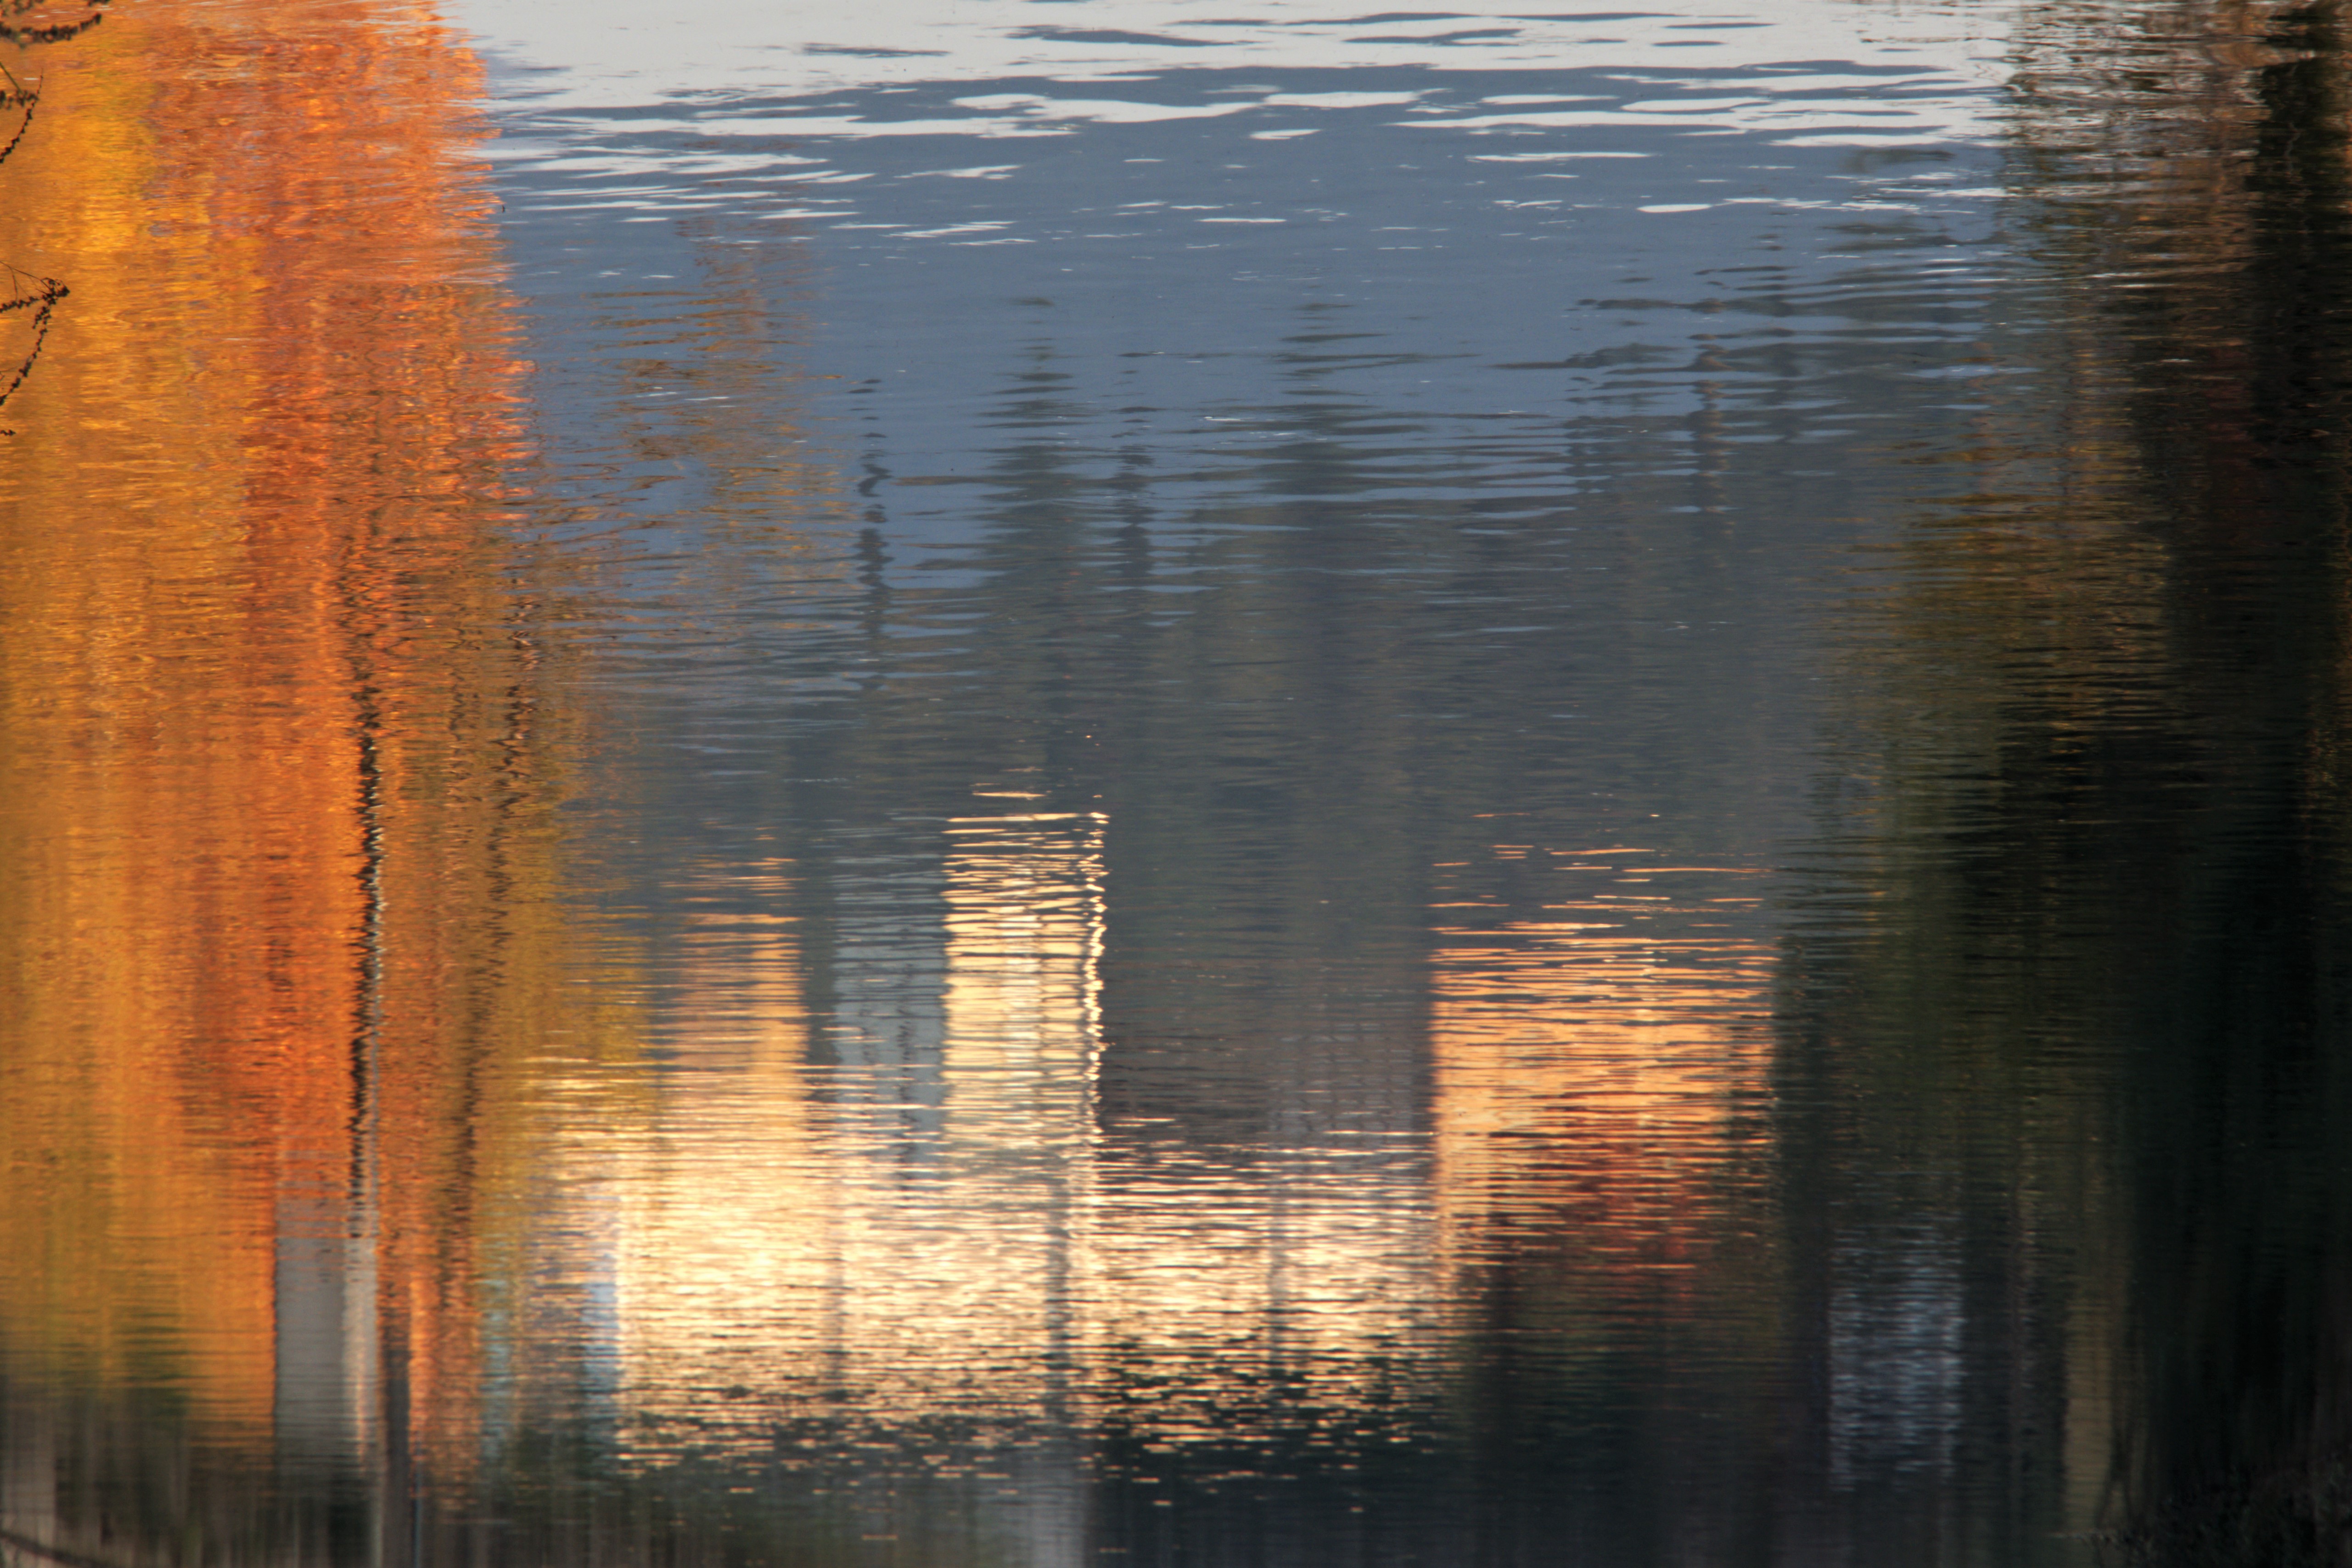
4,0,2350,1563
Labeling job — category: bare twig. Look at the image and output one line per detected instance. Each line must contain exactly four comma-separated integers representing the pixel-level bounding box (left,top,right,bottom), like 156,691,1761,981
0,263,68,433
0,0,106,429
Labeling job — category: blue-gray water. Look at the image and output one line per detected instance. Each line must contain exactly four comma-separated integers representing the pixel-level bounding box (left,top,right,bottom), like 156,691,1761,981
1,0,2344,1563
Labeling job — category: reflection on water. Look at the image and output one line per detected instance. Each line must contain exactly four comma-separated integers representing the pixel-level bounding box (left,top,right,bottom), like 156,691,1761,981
1782,2,2352,1558
1432,880,1771,1273
595,811,1441,1559
9,0,2352,1562
0,0,595,1553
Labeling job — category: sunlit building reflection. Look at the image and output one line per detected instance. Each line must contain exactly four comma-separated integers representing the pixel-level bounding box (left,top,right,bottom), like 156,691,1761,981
1428,874,1774,1275
580,810,1441,1556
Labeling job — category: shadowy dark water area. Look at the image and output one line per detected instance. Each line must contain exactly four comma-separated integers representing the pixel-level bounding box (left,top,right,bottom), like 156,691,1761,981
7,0,2352,1564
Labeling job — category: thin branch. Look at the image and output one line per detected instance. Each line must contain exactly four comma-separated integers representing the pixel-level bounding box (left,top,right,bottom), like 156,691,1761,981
0,266,68,434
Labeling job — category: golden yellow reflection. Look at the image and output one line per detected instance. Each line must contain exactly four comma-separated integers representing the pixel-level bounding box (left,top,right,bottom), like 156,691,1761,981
1429,874,1773,1278
0,0,602,1481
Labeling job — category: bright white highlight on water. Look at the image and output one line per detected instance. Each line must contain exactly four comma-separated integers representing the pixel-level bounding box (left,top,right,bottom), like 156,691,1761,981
453,0,2014,147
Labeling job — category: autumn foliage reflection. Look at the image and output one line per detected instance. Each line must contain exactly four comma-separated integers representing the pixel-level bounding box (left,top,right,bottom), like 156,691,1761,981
0,0,605,1539
0,1,101,429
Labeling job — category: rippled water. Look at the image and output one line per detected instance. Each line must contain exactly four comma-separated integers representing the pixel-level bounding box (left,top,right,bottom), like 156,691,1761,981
6,0,2352,1562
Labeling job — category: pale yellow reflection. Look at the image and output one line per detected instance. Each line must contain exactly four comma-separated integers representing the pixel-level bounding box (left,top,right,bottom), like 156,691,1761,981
597,812,1437,1458
942,813,1106,1144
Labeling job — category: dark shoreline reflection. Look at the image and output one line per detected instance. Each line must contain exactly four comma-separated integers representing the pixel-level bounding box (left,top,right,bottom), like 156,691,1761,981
1775,1,2352,1561
2082,1,2352,1555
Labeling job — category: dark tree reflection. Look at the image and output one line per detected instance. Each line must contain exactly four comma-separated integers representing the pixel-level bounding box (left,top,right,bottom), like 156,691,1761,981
2103,5,2352,1558
1782,2,2352,1562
